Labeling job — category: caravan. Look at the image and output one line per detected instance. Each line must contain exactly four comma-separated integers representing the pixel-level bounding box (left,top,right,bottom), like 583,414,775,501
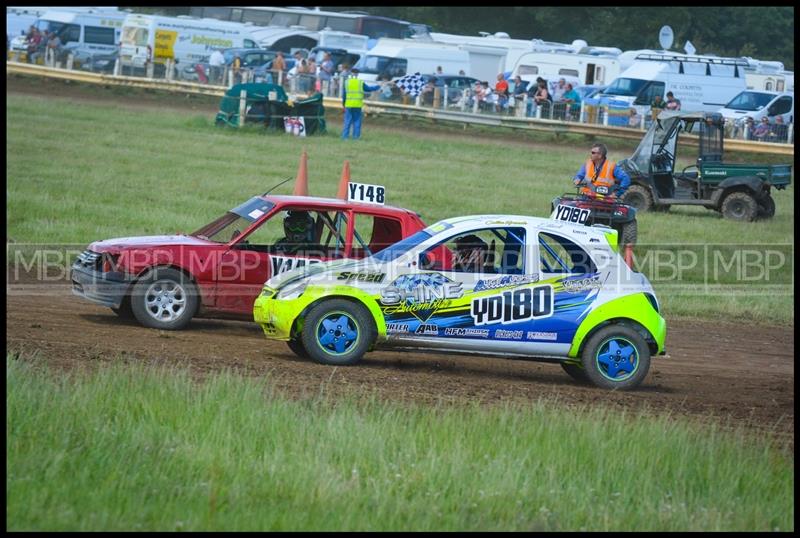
600,52,748,116
120,13,261,72
512,51,622,88
9,8,128,64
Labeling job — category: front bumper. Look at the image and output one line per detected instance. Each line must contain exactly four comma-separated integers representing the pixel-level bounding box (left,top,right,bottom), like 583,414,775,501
252,288,294,341
70,263,132,309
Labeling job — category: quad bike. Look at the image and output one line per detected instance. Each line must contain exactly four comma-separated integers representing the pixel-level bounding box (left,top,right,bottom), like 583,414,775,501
550,187,638,246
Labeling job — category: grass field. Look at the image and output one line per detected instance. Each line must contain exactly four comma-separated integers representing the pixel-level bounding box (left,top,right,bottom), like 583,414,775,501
6,355,793,532
6,91,793,323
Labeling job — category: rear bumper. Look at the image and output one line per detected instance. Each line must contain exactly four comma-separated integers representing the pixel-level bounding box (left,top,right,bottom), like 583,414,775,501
70,263,132,309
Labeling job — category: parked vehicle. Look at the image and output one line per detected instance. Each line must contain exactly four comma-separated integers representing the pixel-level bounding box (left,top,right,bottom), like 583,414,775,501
71,191,428,330
79,50,118,74
600,52,748,117
512,51,621,88
717,90,794,137
619,111,792,221
387,73,480,105
354,38,472,82
181,47,280,82
9,8,127,65
253,214,666,390
119,13,261,75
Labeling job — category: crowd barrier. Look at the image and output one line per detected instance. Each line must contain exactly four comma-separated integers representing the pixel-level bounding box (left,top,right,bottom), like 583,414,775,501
6,58,794,156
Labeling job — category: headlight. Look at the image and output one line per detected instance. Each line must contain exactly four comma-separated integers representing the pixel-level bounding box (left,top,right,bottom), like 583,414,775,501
276,279,307,299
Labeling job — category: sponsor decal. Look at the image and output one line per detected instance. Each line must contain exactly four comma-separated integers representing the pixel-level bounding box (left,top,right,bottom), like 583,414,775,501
589,238,600,243
471,285,554,326
414,324,439,335
561,275,602,292
270,256,321,276
386,323,410,333
527,331,558,341
474,274,539,292
444,327,490,337
553,204,591,224
337,271,386,283
381,273,464,323
494,329,524,339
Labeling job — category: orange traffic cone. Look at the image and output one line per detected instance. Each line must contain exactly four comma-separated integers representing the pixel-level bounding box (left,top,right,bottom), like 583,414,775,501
336,160,351,200
624,244,634,269
292,149,309,196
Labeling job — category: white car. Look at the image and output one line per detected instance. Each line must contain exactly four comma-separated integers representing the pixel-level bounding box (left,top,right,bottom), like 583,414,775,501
254,214,667,390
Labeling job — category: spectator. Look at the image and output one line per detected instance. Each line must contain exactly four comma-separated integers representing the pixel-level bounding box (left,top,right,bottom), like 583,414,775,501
552,77,567,102
752,117,771,141
481,81,494,111
433,65,445,87
494,72,509,113
458,69,466,76
45,30,64,65
272,51,286,73
341,67,380,140
232,54,242,84
665,91,681,111
470,81,486,109
742,117,756,140
26,28,42,63
208,48,224,84
562,82,582,121
306,57,318,91
771,115,788,142
628,108,641,128
511,75,528,97
29,29,47,64
650,94,666,120
534,78,551,115
377,73,394,101
420,79,436,106
318,52,334,94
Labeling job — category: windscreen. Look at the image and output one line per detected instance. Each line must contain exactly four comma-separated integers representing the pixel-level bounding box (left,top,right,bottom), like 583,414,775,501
354,54,392,74
724,91,775,111
603,77,647,97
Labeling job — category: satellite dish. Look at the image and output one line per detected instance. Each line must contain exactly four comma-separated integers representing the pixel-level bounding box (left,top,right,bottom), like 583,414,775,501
658,25,674,50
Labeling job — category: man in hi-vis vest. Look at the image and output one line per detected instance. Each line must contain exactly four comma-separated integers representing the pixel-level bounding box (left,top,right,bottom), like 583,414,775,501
341,68,380,140
573,143,631,198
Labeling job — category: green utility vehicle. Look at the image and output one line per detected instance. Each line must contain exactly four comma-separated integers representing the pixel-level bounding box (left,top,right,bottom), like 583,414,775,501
618,111,792,221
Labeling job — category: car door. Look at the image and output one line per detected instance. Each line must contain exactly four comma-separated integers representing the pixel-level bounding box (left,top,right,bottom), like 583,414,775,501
214,207,352,314
381,225,540,351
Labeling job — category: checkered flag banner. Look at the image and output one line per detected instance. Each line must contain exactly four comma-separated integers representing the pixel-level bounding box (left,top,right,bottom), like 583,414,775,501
394,72,425,97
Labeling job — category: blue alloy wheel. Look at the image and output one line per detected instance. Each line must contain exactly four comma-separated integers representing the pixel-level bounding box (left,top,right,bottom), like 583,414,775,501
595,337,638,381
316,311,360,355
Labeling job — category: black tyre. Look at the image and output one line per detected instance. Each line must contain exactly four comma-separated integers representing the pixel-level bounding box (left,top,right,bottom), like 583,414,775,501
301,299,376,366
757,195,775,219
560,361,591,384
619,219,638,246
581,324,651,390
721,191,758,222
286,338,309,358
622,184,653,212
130,267,198,330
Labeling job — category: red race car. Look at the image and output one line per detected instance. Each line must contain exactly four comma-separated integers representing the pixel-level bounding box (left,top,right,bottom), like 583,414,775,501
71,187,427,330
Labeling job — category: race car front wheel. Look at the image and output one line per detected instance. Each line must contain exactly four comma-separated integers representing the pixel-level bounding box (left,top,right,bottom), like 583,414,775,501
302,299,376,366
130,267,198,330
581,324,650,390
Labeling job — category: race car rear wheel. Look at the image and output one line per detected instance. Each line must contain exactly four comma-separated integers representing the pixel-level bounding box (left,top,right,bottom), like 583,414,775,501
560,361,591,384
302,299,376,366
581,325,650,390
130,267,198,330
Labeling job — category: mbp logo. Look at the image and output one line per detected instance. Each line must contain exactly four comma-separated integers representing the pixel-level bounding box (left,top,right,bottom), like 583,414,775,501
553,205,590,224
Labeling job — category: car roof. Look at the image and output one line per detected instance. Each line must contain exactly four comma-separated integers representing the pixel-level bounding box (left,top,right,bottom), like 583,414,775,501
261,194,419,217
430,214,616,239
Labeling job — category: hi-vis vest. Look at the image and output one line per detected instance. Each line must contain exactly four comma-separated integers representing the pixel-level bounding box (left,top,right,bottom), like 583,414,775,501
581,159,617,196
344,77,364,108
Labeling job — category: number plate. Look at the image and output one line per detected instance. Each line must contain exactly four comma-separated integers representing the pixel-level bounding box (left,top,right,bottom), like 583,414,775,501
552,204,591,224
347,182,386,205
595,186,610,195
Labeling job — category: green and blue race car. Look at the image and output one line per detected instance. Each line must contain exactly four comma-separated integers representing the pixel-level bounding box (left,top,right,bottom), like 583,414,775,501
254,214,666,390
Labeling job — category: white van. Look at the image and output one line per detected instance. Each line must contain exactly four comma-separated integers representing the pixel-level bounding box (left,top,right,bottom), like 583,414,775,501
353,38,471,82
120,14,261,71
9,9,128,63
600,52,748,116
717,90,794,132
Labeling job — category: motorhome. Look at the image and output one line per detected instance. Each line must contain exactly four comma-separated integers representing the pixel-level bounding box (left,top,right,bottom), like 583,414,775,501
600,52,748,116
9,8,128,63
120,13,261,71
740,58,792,92
512,50,622,87
354,38,471,82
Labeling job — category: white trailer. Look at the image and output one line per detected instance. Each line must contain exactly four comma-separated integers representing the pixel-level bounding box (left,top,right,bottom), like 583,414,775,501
511,50,622,87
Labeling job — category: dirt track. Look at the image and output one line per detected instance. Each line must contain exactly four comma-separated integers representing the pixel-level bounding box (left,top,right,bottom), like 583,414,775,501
6,73,795,446
6,289,794,443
